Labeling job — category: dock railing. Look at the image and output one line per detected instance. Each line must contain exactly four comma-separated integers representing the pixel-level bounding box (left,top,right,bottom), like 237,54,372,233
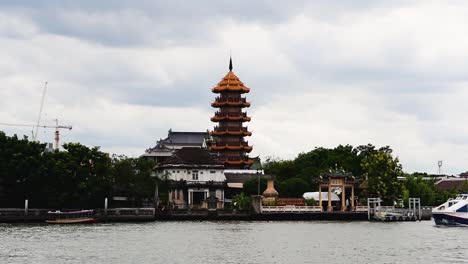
355,206,369,212
261,205,322,213
105,208,155,216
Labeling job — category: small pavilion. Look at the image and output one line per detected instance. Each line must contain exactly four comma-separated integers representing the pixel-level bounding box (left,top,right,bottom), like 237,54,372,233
318,172,356,212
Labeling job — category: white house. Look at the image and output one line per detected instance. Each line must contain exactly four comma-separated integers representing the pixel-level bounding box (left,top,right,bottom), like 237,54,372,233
154,147,225,209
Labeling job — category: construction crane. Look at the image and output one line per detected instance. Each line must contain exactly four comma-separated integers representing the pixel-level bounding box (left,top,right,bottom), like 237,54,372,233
0,119,72,150
33,81,48,141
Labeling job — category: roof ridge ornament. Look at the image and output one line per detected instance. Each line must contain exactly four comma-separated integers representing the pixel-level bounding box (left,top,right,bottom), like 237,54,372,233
229,56,233,72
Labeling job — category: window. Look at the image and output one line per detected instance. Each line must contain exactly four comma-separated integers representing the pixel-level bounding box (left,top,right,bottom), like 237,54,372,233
210,171,216,174
177,171,179,173
172,170,175,173
200,171,204,174
192,171,198,180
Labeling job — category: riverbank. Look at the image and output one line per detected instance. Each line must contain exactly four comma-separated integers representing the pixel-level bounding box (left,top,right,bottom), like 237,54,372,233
0,208,432,223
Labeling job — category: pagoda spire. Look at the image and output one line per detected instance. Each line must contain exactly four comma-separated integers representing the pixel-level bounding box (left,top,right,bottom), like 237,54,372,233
229,56,233,71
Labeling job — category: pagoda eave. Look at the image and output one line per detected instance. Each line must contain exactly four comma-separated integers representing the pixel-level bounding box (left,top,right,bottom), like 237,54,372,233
211,131,252,136
210,116,251,122
212,87,250,93
210,145,253,152
211,102,251,108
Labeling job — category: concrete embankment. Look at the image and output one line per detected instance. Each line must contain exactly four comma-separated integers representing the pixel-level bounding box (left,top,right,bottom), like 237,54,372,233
155,211,369,221
1,208,431,223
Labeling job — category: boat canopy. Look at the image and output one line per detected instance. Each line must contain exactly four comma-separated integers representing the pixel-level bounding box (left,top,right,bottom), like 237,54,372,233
303,192,340,201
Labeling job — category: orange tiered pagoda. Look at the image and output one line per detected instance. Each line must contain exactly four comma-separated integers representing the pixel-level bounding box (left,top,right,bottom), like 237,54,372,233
210,59,253,169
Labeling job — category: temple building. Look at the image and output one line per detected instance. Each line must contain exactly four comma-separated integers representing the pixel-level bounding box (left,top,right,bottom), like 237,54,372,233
154,147,225,209
147,60,262,209
209,58,253,169
142,129,211,164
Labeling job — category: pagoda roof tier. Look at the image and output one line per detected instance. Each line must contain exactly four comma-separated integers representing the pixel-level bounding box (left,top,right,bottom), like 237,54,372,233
212,72,250,94
211,126,251,136
211,112,251,122
211,130,252,136
213,141,250,146
211,116,251,122
211,144,253,152
211,97,250,108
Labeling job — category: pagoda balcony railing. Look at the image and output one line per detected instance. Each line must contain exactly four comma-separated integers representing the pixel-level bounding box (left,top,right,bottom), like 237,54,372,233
215,141,249,147
213,111,248,117
213,126,248,132
214,97,247,103
224,156,251,161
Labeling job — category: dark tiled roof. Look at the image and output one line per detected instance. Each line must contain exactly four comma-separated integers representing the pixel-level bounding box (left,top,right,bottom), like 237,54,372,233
435,178,468,190
162,131,209,145
146,130,209,153
164,147,221,165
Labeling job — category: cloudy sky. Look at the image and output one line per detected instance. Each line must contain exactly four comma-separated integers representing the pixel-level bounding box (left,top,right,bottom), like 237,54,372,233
1,0,468,174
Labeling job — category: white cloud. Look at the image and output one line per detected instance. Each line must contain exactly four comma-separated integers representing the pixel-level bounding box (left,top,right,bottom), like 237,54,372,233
1,1,468,174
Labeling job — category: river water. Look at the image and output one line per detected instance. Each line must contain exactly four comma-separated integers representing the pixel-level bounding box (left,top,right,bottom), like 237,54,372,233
0,220,466,264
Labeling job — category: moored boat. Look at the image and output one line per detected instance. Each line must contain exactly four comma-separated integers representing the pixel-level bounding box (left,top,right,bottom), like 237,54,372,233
46,209,98,224
432,194,468,226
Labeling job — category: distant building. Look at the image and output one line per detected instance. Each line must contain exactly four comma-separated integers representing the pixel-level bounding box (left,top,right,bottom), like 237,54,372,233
435,177,468,191
142,129,211,164
224,169,264,201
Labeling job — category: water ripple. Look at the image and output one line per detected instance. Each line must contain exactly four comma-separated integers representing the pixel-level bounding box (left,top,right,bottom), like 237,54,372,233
0,221,467,264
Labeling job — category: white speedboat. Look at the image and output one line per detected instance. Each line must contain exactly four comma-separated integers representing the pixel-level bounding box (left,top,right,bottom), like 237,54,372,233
432,194,468,226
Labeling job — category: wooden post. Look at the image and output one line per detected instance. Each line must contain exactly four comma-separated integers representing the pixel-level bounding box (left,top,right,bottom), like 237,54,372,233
341,184,346,211
24,199,28,216
155,183,159,213
318,185,322,212
189,191,192,207
104,197,108,217
327,182,332,211
351,185,355,211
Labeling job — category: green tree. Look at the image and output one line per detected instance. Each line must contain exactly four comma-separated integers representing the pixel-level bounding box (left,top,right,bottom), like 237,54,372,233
242,177,267,196
232,192,252,210
110,156,156,205
277,178,311,198
0,132,45,207
361,148,403,204
403,174,436,206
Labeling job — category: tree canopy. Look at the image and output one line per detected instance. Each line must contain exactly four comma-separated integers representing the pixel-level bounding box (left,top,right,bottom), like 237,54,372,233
262,144,449,205
0,131,155,208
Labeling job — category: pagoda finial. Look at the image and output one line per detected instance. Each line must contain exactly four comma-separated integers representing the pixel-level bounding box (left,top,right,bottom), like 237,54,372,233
229,56,233,71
